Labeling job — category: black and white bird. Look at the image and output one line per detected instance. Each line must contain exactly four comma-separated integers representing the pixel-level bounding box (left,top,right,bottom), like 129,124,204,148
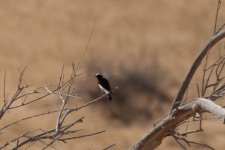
95,74,112,100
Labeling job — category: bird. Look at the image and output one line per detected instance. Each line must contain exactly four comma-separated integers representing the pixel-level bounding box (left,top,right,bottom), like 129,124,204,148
95,73,112,100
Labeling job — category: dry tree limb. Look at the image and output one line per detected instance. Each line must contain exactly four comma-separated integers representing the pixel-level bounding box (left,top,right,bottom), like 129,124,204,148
171,0,225,111
130,98,225,150
170,29,225,113
131,28,225,150
130,2,225,150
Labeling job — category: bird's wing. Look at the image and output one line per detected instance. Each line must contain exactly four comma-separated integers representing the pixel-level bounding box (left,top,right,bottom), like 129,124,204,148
100,78,112,93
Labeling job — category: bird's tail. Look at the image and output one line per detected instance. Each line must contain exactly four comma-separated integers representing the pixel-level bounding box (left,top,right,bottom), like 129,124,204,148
108,94,112,100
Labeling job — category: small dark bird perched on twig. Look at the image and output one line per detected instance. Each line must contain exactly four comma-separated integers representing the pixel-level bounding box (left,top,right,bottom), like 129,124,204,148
95,74,112,100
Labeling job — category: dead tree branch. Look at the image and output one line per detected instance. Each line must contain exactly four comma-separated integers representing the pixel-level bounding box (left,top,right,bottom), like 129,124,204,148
170,29,225,113
130,98,225,150
0,65,108,149
131,26,225,150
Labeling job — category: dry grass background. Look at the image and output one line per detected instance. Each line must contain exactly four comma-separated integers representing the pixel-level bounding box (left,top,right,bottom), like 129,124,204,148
0,0,224,149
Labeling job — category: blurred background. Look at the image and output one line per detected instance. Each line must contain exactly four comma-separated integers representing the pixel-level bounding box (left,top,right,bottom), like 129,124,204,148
0,0,224,149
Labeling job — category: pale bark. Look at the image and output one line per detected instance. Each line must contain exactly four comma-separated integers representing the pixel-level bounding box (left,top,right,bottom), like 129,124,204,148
130,98,225,150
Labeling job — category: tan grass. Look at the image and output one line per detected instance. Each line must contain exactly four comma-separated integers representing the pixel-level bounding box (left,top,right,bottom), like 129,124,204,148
0,0,224,149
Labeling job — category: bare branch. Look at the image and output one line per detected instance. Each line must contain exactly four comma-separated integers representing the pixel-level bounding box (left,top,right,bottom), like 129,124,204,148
173,134,214,150
102,143,117,150
130,98,225,150
216,22,225,34
76,19,96,71
172,135,187,150
170,29,225,113
213,0,221,34
57,130,105,141
3,70,6,103
0,64,109,150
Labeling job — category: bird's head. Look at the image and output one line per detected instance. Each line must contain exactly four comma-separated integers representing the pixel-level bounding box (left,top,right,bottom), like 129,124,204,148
95,73,103,79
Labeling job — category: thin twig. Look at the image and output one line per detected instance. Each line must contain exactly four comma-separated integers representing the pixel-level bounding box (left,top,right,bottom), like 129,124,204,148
76,19,96,71
172,135,187,150
213,0,221,34
102,143,117,150
3,70,6,103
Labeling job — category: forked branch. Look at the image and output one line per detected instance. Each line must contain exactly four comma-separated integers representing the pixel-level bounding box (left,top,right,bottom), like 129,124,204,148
170,29,225,113
130,98,225,150
0,66,108,150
